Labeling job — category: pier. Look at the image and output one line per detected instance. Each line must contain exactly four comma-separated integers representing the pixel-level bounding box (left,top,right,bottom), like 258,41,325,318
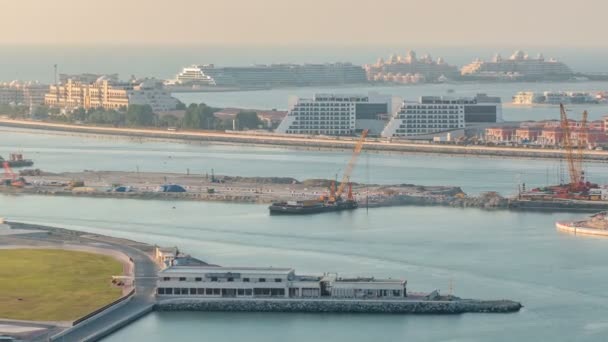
0,222,523,341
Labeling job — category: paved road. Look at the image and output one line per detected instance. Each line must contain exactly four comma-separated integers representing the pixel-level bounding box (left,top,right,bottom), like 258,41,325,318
4,118,608,160
3,223,159,342
51,237,158,342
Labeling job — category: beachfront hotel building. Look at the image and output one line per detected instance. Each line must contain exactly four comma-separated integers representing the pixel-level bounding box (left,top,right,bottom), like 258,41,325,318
156,266,407,299
365,50,459,84
461,50,573,81
0,81,48,106
45,77,179,113
382,94,502,138
275,93,394,136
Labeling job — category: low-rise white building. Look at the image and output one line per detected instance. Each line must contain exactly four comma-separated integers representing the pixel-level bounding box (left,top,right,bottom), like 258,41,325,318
275,93,393,136
156,266,407,299
382,94,502,138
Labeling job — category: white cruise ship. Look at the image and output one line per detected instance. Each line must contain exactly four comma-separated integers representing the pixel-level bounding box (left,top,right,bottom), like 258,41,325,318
382,94,502,138
168,63,367,87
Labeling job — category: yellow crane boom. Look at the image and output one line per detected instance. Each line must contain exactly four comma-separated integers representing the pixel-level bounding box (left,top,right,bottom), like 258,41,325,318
336,129,368,198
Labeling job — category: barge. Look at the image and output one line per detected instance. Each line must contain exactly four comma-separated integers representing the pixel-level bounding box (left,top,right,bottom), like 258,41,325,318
1,153,33,168
268,199,358,215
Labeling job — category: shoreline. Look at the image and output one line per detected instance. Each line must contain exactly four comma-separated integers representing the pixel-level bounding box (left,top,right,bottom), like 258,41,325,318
0,221,522,341
3,118,608,162
6,169,608,213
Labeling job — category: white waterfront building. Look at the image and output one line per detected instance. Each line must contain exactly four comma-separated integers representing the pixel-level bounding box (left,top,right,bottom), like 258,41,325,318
382,94,502,138
156,266,407,299
275,93,394,136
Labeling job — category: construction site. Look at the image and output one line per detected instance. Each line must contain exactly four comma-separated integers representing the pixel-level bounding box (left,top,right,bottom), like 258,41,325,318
517,104,608,206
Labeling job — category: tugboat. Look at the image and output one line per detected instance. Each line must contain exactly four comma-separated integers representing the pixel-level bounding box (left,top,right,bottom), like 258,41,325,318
0,153,34,168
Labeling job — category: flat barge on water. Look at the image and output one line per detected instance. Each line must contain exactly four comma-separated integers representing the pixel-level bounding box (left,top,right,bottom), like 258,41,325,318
1,153,33,168
269,199,358,215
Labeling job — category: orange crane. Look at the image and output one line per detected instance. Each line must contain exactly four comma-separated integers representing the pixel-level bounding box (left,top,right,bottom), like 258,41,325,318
333,129,369,202
2,161,25,188
560,104,592,192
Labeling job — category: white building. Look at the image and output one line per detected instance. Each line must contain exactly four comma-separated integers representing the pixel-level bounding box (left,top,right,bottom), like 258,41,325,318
127,80,180,113
276,93,394,136
382,94,502,138
156,266,407,299
461,50,573,81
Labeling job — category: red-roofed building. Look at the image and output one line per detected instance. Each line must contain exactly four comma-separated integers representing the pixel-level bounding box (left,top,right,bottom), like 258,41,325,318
515,127,542,143
538,128,564,145
485,127,517,142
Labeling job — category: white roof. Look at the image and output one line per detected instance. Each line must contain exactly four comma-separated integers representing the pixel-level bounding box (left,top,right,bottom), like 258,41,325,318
159,266,294,275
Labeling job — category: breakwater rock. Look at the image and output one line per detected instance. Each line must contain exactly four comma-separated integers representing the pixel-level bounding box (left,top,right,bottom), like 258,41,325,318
156,298,522,314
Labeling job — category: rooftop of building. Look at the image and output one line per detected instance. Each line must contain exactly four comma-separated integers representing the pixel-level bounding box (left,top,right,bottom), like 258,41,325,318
159,266,295,275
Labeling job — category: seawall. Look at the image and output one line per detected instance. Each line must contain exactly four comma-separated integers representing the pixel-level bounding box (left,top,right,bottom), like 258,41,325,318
3,119,608,161
155,298,522,314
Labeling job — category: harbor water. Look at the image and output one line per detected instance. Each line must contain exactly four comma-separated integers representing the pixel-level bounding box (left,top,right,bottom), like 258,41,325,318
2,128,608,341
3,127,608,196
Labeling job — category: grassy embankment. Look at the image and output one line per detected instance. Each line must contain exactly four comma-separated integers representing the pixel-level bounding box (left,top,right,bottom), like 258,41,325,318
0,249,122,321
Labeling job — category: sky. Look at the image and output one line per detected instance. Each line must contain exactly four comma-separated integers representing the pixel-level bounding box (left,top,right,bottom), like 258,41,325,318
0,0,606,46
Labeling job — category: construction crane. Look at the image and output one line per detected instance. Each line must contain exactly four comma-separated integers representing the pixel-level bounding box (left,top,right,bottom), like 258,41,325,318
332,129,369,202
576,110,588,184
560,104,591,192
2,161,25,188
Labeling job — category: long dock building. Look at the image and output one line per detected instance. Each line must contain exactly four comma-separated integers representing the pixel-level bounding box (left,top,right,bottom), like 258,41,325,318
156,265,407,299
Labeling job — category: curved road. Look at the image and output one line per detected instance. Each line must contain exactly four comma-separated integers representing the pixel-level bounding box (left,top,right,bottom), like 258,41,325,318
4,223,159,342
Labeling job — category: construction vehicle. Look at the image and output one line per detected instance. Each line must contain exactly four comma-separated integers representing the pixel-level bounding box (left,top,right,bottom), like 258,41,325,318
2,161,26,188
269,129,369,215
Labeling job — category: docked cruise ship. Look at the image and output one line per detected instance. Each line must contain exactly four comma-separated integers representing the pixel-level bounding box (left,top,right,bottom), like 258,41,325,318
382,94,502,138
365,50,459,84
168,63,367,88
512,91,599,105
275,93,394,136
461,50,573,81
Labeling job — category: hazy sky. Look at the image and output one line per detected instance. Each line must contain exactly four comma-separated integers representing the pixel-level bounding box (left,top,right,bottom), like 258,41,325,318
1,0,605,45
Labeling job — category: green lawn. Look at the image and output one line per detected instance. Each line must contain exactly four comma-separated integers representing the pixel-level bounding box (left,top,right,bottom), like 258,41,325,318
0,249,123,321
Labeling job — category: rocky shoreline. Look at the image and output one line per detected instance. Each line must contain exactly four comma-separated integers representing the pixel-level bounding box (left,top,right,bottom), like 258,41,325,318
156,298,522,315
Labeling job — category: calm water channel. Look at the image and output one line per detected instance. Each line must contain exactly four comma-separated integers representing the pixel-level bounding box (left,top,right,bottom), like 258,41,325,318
2,128,608,341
